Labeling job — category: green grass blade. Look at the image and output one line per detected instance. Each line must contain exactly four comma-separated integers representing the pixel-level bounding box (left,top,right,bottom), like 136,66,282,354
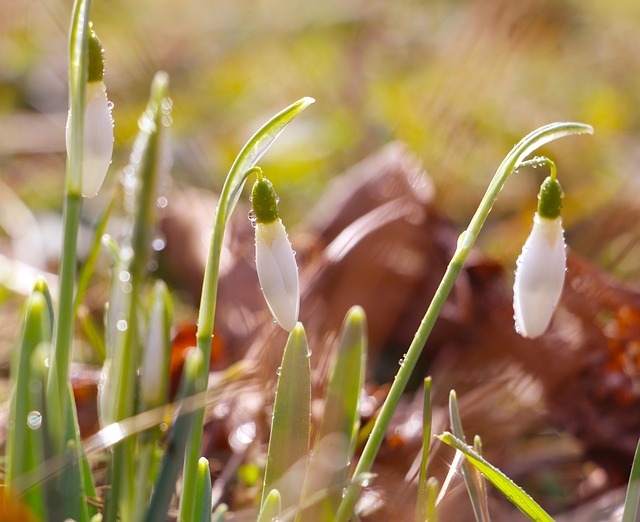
438,432,554,522
415,377,432,522
5,287,50,520
448,391,488,522
622,436,640,522
144,348,205,522
261,324,311,513
299,306,367,521
211,503,228,522
75,186,118,319
193,457,213,522
258,489,282,522
425,477,439,522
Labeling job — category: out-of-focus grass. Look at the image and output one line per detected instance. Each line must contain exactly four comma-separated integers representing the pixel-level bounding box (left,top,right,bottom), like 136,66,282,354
2,0,638,231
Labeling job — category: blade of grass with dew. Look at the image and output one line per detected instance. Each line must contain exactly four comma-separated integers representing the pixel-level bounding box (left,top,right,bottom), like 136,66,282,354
438,432,553,522
132,280,174,522
425,477,439,522
143,348,206,522
258,489,282,522
415,377,433,522
299,306,367,521
193,457,213,522
5,285,50,520
449,390,489,522
473,435,490,520
261,324,311,513
103,71,171,522
334,122,593,522
180,96,314,521
622,436,640,522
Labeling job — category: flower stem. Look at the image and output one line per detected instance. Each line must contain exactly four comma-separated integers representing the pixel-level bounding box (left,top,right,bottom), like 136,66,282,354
335,122,593,521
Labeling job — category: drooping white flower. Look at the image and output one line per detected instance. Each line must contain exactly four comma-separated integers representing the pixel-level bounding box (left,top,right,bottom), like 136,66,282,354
65,25,114,198
252,173,300,331
513,213,566,338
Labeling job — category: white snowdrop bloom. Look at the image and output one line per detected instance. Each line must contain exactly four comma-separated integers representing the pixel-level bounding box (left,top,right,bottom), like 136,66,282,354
140,281,172,409
255,219,300,331
513,213,566,338
65,25,114,198
66,81,114,198
252,173,299,332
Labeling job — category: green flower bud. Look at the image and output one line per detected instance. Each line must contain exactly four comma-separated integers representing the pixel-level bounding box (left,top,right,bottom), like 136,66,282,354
537,176,563,219
251,177,280,224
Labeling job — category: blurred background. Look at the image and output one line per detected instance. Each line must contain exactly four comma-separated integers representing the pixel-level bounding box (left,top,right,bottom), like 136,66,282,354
1,0,640,519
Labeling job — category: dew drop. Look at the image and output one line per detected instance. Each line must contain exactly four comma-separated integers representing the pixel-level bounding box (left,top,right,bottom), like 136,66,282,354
152,237,166,251
276,366,282,376
119,270,131,283
27,411,42,430
117,319,128,331
156,196,168,209
248,209,257,228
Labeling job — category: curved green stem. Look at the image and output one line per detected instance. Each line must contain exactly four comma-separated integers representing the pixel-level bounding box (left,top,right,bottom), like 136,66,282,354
335,122,593,521
178,97,314,521
518,156,557,181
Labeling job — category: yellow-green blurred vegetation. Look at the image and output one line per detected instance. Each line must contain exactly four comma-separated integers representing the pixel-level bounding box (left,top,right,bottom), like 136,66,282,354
2,0,638,245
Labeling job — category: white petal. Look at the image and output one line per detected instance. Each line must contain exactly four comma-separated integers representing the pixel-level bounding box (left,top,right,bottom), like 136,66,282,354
255,220,300,331
66,82,114,198
513,214,566,338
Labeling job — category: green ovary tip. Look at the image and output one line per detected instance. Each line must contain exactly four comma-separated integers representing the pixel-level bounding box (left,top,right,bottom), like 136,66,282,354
251,174,280,224
537,176,563,219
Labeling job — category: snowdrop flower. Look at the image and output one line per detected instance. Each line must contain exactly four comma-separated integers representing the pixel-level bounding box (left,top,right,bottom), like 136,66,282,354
65,24,114,198
140,280,172,410
252,171,299,331
513,175,566,338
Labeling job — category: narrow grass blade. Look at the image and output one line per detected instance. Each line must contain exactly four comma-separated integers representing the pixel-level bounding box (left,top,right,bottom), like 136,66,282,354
448,391,489,522
622,436,640,522
75,186,118,318
5,287,50,520
299,306,367,521
425,477,439,522
144,348,205,522
258,489,282,522
415,377,433,522
193,457,213,522
473,435,490,521
438,432,553,522
212,503,228,522
261,324,311,513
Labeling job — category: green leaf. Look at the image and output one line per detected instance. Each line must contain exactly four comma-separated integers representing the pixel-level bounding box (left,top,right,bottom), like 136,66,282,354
438,432,554,522
448,391,488,522
415,377,433,522
258,489,282,522
262,324,311,513
193,457,213,522
299,306,367,521
622,436,640,522
5,288,50,520
144,348,206,522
